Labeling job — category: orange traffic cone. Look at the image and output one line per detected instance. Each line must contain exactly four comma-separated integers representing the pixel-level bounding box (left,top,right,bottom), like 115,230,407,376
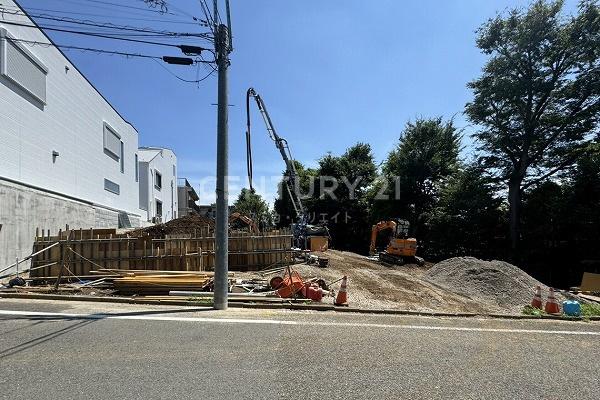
335,276,348,306
544,287,561,314
531,286,543,309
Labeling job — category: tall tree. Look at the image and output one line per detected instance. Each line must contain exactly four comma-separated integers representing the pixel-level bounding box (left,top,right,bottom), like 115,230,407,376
465,0,600,255
312,143,377,251
232,188,270,226
373,117,461,236
426,164,504,260
273,161,317,227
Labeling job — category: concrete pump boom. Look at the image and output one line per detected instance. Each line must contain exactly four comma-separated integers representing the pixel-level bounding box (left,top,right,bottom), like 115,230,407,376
246,87,305,219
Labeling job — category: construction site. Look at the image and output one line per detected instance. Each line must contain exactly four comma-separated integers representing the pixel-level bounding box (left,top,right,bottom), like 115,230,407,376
1,69,599,317
2,210,599,317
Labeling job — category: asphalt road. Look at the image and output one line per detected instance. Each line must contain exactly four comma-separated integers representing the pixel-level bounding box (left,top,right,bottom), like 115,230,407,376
0,299,598,400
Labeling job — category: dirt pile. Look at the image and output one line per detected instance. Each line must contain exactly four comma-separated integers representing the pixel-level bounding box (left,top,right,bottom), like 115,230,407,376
132,214,214,238
290,251,489,313
424,257,558,314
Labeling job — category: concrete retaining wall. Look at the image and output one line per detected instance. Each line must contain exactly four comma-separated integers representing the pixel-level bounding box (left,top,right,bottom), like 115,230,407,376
0,180,140,275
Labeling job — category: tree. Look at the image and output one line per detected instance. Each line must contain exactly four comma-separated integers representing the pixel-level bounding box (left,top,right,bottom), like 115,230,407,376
426,164,504,259
465,0,600,255
273,161,317,227
312,143,377,251
232,188,270,226
272,143,377,251
372,117,461,236
563,145,600,248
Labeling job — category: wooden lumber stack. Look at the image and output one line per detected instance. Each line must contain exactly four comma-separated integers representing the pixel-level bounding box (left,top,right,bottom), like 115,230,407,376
113,274,212,295
106,269,235,296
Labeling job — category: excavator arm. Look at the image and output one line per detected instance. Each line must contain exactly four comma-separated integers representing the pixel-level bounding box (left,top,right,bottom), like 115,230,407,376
369,220,397,255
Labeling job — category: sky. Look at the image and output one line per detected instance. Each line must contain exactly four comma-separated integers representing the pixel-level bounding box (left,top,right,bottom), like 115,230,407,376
14,0,580,204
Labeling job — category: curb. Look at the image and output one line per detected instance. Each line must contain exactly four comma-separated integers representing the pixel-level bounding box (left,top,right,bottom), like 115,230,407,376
1,292,598,321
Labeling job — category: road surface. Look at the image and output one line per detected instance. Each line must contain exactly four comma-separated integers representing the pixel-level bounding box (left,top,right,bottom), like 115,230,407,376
0,299,598,399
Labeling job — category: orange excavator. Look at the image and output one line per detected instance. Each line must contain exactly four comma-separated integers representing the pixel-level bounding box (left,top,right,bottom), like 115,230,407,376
369,219,424,266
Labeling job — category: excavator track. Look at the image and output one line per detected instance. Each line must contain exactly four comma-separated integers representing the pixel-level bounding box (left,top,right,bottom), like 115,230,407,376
378,252,405,266
378,252,425,266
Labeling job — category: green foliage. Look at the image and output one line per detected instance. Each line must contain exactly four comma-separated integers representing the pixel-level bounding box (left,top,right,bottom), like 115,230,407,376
581,303,600,317
233,188,271,226
465,0,600,252
272,143,377,252
372,117,461,237
522,305,545,316
273,161,317,227
564,146,600,245
312,143,377,251
426,164,504,259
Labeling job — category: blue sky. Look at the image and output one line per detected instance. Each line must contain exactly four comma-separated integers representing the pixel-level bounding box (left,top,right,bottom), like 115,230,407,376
15,0,580,204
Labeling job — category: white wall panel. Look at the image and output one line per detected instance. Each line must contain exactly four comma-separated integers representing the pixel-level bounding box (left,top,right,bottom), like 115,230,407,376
0,0,140,216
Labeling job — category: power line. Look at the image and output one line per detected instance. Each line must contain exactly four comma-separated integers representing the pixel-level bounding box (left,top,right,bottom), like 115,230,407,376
199,0,216,34
0,19,210,50
41,0,177,16
152,58,215,83
8,37,215,83
0,4,204,24
8,37,214,64
8,37,163,60
0,7,210,35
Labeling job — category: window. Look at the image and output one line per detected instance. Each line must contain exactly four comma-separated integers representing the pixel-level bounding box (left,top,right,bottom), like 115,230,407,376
0,28,48,104
155,200,162,217
173,164,176,177
155,170,162,190
103,122,121,161
135,154,139,182
120,141,124,173
104,178,120,195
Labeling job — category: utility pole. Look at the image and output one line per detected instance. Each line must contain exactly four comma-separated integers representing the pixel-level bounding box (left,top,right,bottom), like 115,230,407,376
213,22,231,310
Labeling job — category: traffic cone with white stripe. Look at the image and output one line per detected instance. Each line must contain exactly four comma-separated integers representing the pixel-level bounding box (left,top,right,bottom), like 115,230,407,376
531,286,543,309
544,287,561,314
334,276,348,306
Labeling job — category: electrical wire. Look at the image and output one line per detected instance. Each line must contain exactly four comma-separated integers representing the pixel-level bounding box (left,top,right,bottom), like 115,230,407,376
8,37,166,60
0,19,210,49
199,0,216,34
9,37,215,64
8,37,216,83
42,0,177,16
0,8,210,35
0,4,204,24
152,58,215,83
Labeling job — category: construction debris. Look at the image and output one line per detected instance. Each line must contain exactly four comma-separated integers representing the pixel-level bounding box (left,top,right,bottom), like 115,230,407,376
130,214,215,238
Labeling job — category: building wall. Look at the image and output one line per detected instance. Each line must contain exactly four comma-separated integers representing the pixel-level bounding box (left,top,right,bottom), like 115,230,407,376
0,1,141,216
138,148,177,223
0,0,145,273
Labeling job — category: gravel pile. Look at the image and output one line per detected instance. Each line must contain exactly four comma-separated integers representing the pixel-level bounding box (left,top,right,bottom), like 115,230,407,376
424,257,556,313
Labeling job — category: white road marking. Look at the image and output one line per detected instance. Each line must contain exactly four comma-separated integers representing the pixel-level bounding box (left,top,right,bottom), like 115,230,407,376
0,309,598,336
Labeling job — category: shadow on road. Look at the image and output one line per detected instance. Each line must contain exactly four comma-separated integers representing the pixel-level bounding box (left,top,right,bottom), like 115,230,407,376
0,307,214,359
0,319,96,359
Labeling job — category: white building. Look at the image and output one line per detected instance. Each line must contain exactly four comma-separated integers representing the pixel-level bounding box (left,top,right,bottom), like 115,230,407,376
0,0,144,271
138,147,178,224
